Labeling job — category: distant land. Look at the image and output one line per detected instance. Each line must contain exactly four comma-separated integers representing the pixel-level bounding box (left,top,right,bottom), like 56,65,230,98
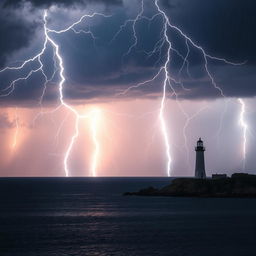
124,173,256,198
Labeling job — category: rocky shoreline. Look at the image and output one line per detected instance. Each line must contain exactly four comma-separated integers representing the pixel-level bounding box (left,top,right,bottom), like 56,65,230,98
124,173,256,198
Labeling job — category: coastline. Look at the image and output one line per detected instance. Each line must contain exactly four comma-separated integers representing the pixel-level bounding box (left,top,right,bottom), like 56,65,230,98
124,173,256,198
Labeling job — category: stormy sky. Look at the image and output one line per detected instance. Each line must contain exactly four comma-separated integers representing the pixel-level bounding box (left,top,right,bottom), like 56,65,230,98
0,0,255,177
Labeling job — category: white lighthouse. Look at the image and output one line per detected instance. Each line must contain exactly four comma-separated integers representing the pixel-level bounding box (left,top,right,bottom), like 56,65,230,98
195,138,206,179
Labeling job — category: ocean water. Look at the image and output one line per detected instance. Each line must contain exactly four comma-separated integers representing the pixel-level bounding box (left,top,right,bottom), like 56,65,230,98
0,177,256,256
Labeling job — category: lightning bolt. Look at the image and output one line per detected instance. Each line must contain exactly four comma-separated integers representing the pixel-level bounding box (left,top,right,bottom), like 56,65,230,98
11,107,19,150
44,11,106,177
112,0,245,176
238,98,248,170
154,0,245,176
0,10,107,177
158,6,173,177
90,109,101,177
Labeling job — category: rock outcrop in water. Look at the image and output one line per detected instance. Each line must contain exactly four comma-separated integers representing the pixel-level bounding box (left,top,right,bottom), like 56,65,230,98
124,173,256,198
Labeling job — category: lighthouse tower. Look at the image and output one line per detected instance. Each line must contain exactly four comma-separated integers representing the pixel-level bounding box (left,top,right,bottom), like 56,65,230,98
195,138,206,179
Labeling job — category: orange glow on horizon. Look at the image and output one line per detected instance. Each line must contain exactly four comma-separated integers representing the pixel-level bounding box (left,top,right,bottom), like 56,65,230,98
0,99,215,177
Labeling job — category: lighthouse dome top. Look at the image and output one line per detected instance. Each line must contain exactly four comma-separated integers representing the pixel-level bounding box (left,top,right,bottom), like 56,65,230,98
196,137,205,151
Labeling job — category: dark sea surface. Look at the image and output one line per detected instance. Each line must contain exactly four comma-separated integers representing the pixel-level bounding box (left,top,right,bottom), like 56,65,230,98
0,177,256,256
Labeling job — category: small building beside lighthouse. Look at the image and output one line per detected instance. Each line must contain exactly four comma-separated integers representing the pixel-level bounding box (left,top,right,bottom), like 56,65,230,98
195,138,206,179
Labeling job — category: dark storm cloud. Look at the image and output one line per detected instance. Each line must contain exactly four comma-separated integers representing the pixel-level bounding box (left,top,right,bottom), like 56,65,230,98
161,0,177,9
0,7,36,68
162,0,256,99
164,0,256,65
0,0,122,69
0,0,255,105
4,0,122,8
50,0,256,101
